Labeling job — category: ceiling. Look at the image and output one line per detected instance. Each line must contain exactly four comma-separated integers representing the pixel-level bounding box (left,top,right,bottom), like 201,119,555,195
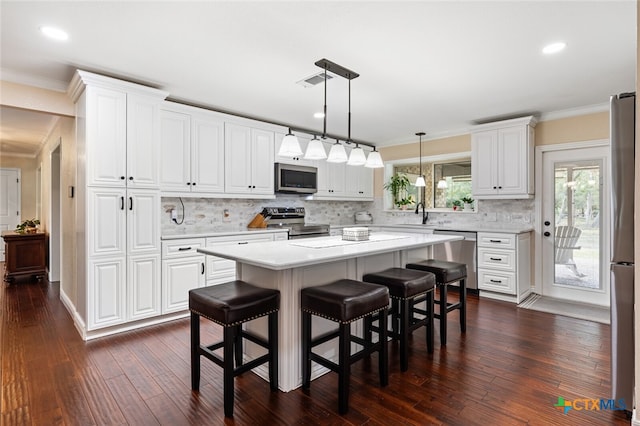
0,1,636,157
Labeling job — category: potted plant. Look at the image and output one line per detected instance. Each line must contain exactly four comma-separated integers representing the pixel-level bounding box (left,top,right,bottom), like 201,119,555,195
461,196,474,211
452,200,462,211
16,218,40,233
384,174,412,209
396,195,415,210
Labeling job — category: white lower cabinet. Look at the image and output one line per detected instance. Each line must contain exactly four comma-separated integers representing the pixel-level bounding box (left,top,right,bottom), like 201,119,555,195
205,233,284,286
161,238,205,314
128,254,161,321
477,231,532,303
162,255,205,314
88,258,127,329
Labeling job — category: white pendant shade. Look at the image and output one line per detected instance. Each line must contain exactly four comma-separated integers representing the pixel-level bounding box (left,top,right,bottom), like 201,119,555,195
347,146,367,166
278,133,303,157
437,179,448,189
303,137,327,160
326,142,348,163
415,176,426,187
364,150,384,168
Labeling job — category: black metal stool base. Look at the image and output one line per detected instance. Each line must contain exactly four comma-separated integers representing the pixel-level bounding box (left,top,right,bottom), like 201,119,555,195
189,281,280,418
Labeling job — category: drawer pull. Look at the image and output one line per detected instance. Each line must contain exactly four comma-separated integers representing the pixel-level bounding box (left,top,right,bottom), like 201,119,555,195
238,242,249,245
490,279,503,283
489,239,502,243
178,247,192,251
490,257,502,261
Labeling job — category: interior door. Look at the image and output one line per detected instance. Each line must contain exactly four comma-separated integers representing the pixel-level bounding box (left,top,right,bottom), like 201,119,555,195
0,168,21,262
541,146,609,306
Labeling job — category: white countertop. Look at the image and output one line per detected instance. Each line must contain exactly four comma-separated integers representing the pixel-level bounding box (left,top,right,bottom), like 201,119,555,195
197,232,462,270
332,223,534,234
161,227,288,240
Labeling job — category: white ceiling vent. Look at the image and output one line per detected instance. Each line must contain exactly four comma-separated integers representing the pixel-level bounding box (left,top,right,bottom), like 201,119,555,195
297,71,334,88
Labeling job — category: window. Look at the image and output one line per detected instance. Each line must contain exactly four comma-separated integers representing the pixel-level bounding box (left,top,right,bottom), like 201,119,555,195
384,153,472,211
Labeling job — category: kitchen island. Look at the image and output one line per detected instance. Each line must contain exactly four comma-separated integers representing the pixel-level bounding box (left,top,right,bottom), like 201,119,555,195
198,232,462,391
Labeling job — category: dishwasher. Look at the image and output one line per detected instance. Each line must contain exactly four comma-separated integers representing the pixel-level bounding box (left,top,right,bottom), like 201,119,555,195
432,230,478,291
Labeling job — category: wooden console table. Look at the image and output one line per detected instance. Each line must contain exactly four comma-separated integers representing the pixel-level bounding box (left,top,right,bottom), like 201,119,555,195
2,231,47,283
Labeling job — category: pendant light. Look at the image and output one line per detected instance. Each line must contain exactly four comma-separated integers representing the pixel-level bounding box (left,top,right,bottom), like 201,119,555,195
364,148,384,168
304,135,327,160
327,139,348,163
414,132,426,187
347,145,367,166
278,128,303,157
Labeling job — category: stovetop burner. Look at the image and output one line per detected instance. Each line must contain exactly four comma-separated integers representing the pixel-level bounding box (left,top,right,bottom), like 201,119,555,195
262,207,330,239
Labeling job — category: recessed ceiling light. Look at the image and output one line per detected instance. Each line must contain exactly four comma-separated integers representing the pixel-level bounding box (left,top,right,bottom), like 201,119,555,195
40,26,69,41
313,112,325,119
542,42,566,55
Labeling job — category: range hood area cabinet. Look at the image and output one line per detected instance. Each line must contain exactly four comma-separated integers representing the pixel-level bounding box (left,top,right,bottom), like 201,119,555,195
159,103,225,195
471,116,536,199
69,70,168,336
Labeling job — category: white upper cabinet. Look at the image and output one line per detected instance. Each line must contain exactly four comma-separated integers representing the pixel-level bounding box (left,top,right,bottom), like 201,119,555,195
191,112,225,193
471,116,536,199
126,94,161,188
159,104,225,195
85,86,127,187
224,123,274,196
73,75,165,189
314,143,373,200
159,109,191,191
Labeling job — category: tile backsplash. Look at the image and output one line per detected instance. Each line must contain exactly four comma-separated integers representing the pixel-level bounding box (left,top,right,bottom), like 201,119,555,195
161,195,534,234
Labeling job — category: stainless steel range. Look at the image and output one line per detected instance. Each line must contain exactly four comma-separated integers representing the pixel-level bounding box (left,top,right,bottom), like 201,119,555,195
262,207,330,239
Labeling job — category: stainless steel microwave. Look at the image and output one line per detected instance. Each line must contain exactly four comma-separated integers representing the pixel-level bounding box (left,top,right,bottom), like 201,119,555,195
274,163,318,194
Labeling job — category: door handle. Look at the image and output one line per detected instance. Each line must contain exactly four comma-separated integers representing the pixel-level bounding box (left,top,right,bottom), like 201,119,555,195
544,231,551,237
129,197,133,211
201,263,205,274
120,196,125,210
544,221,551,226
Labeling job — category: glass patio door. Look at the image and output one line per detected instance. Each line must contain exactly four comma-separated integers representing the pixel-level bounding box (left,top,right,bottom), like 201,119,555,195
541,146,609,306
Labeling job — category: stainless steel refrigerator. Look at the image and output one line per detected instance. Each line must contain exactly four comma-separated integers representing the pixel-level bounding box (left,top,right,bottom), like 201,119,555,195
610,92,635,408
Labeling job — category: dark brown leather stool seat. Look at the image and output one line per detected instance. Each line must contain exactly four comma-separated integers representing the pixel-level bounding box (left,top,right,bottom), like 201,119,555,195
406,259,467,345
363,268,436,371
301,279,389,414
189,281,280,418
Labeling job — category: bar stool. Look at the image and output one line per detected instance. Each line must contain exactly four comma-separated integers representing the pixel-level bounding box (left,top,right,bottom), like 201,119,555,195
301,279,389,414
362,268,436,372
189,280,280,418
406,259,467,345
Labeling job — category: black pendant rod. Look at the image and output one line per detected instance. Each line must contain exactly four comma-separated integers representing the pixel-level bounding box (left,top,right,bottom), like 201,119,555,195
322,66,328,138
348,78,351,142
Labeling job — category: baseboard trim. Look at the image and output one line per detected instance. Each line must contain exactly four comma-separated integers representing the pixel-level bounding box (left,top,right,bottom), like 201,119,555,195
59,288,87,339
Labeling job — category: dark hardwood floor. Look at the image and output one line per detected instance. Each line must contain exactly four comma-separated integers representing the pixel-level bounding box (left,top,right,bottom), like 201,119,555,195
1,273,631,425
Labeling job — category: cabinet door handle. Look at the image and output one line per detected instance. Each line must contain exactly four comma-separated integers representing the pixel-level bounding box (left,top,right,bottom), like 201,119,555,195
178,247,192,251
238,242,249,245
490,279,502,283
120,197,125,210
201,263,205,274
187,182,191,185
129,176,134,181
192,182,196,186
489,239,502,243
490,257,502,261
129,197,133,211
120,176,125,180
